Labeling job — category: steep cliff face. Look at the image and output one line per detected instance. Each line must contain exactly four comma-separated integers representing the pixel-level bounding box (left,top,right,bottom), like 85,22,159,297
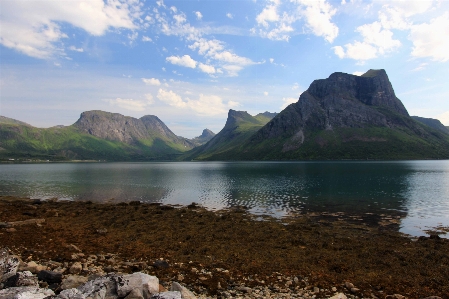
184,69,449,160
73,110,195,149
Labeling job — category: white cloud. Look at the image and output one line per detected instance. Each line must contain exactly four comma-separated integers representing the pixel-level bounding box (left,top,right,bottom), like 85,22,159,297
411,63,428,72
264,91,269,96
353,71,364,76
198,63,216,74
142,78,161,86
226,13,234,19
157,89,187,108
333,21,400,61
145,94,154,105
409,13,449,62
195,11,203,20
280,97,298,110
296,0,339,43
157,89,239,116
142,36,153,42
68,46,84,52
436,111,449,125
253,0,339,42
0,0,141,59
166,55,197,68
107,98,150,111
270,58,275,63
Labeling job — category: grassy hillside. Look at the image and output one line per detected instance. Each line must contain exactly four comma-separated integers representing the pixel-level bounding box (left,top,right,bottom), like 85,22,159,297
181,110,275,161
0,123,190,161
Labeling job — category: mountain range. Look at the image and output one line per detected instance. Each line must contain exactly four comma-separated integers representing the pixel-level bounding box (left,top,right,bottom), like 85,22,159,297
1,69,448,161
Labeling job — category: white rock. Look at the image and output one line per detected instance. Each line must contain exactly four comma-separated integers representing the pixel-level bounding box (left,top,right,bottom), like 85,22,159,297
0,254,20,282
328,293,347,299
77,274,118,299
56,288,86,299
151,291,182,299
115,272,159,298
0,286,55,299
170,282,196,299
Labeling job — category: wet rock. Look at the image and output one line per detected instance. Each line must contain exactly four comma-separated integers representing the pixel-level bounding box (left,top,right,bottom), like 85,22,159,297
0,286,55,299
60,275,88,290
170,282,196,299
153,260,169,269
115,272,159,298
37,270,63,284
151,291,182,299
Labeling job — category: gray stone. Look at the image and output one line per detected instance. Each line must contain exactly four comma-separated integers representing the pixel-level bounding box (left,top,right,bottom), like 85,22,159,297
56,288,86,299
124,288,144,299
115,272,159,298
60,275,88,290
0,286,55,299
0,253,20,283
151,291,182,299
170,282,196,299
77,274,118,299
5,271,39,288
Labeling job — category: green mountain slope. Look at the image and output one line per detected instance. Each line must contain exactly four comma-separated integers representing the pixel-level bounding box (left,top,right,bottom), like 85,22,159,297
0,111,196,161
181,110,277,160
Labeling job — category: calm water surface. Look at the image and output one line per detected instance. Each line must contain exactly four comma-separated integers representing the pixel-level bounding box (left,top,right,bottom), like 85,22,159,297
1,161,448,237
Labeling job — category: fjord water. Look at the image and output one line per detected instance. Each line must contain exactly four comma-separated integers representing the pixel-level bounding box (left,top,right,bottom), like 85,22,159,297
0,161,448,236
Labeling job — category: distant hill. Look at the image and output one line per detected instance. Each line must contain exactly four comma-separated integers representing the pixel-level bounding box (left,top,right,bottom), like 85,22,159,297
185,69,449,160
411,116,449,134
190,129,216,147
181,110,277,160
0,111,200,161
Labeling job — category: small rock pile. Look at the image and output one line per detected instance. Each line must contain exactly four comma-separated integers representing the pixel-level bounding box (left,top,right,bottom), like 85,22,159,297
0,248,196,299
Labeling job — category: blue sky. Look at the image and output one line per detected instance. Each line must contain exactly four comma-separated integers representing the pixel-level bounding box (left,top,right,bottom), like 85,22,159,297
1,0,449,138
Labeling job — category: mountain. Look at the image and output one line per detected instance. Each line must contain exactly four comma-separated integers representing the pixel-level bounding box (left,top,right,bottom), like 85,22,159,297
182,110,277,160
0,116,32,127
411,116,449,134
190,129,216,147
0,111,196,161
186,69,449,160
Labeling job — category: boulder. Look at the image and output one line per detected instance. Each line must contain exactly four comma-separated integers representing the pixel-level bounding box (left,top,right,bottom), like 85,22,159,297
124,288,144,299
328,293,347,299
69,262,83,275
3,271,38,288
170,282,196,299
20,261,47,274
76,274,117,299
115,272,159,298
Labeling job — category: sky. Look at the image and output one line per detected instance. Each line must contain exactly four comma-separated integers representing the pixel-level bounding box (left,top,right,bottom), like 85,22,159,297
1,0,449,138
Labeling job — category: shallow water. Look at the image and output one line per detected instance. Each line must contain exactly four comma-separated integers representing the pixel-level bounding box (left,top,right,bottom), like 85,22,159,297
0,160,448,236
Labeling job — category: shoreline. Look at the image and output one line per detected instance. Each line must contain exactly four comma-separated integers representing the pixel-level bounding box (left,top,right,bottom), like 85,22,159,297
0,196,448,298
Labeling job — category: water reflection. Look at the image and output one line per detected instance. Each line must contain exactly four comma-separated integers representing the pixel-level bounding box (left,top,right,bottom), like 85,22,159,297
1,161,449,236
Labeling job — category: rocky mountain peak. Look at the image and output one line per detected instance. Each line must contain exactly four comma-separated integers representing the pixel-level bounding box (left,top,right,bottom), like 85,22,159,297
200,129,215,139
307,69,408,117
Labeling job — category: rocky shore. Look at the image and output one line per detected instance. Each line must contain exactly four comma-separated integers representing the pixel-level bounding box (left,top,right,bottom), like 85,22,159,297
0,196,448,299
